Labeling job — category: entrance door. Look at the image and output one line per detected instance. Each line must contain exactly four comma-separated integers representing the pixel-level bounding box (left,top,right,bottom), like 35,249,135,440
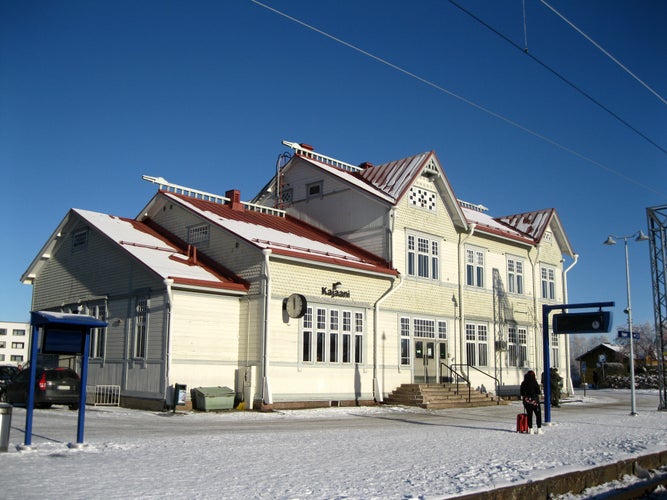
414,340,436,384
414,340,448,384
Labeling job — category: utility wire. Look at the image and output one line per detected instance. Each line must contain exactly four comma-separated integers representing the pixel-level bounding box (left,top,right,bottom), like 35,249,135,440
447,0,667,157
539,0,667,106
250,0,665,197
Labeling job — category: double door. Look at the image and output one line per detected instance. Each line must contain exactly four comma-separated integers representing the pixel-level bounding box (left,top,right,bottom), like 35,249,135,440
414,340,447,384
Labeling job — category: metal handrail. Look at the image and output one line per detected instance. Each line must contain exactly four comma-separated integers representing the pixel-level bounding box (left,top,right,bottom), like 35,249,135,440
451,363,502,401
441,362,471,402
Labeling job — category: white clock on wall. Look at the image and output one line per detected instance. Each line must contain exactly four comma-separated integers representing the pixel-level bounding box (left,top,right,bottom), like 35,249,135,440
285,293,307,318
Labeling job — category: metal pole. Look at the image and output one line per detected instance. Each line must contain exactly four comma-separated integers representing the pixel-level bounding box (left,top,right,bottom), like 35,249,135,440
623,238,638,416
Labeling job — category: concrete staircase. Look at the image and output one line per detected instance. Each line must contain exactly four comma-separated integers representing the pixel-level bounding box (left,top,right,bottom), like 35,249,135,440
384,383,506,409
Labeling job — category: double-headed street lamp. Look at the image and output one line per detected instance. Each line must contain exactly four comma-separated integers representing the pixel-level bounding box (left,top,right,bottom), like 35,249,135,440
603,230,649,416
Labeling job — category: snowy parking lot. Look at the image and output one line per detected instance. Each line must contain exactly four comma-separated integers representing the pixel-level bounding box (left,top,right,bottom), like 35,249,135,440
1,389,666,499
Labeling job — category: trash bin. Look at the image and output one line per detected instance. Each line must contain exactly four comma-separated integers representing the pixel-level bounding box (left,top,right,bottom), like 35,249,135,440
0,403,12,452
194,386,235,411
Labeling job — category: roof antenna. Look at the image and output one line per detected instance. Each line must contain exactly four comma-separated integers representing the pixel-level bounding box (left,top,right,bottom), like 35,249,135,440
275,151,291,210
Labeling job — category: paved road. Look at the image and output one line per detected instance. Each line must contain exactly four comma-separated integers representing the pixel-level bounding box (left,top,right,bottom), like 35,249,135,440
8,387,661,444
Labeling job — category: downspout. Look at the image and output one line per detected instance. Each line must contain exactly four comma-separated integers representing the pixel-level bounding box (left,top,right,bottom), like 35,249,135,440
163,278,174,407
457,223,476,364
528,245,542,370
563,254,579,395
261,249,273,405
373,274,403,402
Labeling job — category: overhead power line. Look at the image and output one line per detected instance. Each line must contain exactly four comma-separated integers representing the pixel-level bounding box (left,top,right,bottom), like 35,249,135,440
447,0,667,157
539,0,667,106
250,0,665,197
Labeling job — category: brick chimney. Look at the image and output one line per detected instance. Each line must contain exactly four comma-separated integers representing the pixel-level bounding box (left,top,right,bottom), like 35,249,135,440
225,189,244,211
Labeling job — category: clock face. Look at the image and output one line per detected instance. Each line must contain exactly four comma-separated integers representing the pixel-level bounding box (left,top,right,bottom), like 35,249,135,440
286,293,307,318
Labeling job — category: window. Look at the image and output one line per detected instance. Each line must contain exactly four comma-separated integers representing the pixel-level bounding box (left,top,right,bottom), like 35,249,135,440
281,188,293,205
466,248,484,287
316,308,326,362
11,342,24,349
72,229,88,251
188,224,210,245
12,329,26,336
306,181,323,199
329,310,339,363
465,323,488,367
134,297,148,358
414,318,435,338
88,303,107,359
0,354,4,361
302,308,313,362
551,332,559,368
438,321,447,340
10,355,23,362
541,267,556,300
508,327,527,367
408,186,437,212
507,258,524,294
0,342,5,349
342,311,351,363
400,317,410,366
0,329,5,335
301,307,364,365
354,312,364,364
407,234,439,280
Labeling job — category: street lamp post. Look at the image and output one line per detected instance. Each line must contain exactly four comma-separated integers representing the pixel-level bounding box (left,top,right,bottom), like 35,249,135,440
604,230,649,416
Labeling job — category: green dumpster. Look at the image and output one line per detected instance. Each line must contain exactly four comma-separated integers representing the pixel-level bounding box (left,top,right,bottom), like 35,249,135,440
194,386,235,411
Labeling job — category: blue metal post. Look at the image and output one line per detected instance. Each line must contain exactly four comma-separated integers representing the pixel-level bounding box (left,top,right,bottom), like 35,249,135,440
24,325,41,447
542,305,552,423
76,331,90,445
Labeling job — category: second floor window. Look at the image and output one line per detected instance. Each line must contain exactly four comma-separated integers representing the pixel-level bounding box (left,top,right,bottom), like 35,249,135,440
541,267,556,300
466,248,484,288
507,258,524,294
407,234,439,280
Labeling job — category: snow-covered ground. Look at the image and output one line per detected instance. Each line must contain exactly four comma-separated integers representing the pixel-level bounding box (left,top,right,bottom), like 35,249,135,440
1,389,666,499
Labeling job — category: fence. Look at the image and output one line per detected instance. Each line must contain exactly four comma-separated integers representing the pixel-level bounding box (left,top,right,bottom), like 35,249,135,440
86,385,121,406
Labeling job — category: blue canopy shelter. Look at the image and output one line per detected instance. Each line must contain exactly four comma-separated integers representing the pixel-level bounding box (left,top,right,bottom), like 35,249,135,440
24,311,108,448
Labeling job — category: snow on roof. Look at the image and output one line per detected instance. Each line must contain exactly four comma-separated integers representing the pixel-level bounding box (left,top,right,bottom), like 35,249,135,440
75,209,246,291
462,206,534,244
359,152,431,201
161,192,396,275
297,155,396,204
498,209,554,241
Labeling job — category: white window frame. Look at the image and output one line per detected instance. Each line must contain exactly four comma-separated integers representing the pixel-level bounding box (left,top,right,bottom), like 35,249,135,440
88,302,107,359
466,248,485,288
407,233,440,281
508,326,528,367
541,266,556,300
551,332,560,368
134,297,149,359
465,323,488,367
300,306,364,365
187,224,210,246
507,257,524,295
400,317,410,366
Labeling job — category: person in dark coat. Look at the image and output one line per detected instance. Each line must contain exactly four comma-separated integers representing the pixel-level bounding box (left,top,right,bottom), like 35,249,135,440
520,370,542,434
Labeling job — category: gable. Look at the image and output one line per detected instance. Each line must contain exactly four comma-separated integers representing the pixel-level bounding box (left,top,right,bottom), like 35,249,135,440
22,208,248,293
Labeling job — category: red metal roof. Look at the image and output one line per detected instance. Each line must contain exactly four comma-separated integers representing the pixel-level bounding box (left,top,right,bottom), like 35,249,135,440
162,191,397,276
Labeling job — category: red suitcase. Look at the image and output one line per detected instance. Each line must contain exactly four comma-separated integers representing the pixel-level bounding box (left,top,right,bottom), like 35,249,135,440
516,413,528,433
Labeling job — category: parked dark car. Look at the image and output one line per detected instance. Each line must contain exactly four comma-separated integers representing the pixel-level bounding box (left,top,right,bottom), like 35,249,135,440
0,364,20,395
2,366,81,410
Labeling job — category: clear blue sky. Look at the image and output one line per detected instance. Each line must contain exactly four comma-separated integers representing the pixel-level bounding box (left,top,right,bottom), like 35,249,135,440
1,1,665,338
